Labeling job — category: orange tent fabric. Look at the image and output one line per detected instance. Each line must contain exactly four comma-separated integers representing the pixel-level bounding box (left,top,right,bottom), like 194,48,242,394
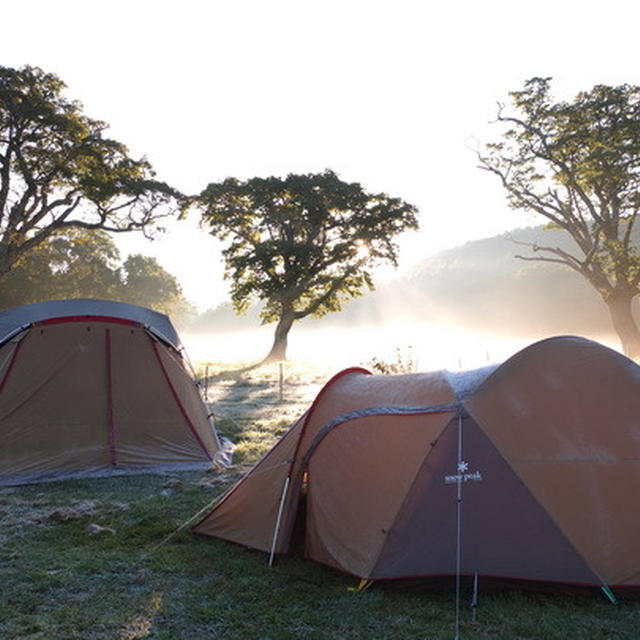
193,336,640,593
0,299,220,485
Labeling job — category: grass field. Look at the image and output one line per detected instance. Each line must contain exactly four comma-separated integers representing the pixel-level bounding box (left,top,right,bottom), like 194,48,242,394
2,361,639,639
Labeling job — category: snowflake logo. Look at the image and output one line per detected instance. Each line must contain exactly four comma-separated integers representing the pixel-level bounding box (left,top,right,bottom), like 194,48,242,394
457,461,469,473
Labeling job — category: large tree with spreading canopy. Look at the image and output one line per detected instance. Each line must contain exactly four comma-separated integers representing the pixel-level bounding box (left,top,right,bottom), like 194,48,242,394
0,65,179,281
479,77,640,358
193,170,418,361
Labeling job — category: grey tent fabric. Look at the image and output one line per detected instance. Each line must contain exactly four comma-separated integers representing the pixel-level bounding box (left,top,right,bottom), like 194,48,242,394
0,299,182,350
444,365,498,400
0,299,221,485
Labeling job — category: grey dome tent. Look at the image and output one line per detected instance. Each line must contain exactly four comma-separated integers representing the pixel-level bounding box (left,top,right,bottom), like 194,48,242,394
0,299,220,485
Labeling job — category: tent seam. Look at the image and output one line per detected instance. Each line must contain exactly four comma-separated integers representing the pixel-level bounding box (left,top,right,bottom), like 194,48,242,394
105,328,117,467
149,334,213,462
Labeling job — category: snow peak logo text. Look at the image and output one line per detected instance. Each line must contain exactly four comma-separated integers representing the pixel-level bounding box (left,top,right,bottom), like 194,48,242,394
444,460,483,485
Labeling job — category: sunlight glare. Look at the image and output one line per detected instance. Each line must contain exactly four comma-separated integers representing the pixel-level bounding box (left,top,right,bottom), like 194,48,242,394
182,323,535,373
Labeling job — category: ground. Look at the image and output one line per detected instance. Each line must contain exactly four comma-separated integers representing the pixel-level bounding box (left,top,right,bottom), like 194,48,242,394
1,361,639,639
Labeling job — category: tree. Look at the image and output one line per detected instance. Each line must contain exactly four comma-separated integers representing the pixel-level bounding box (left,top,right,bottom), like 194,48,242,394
193,170,419,362
0,228,121,308
119,253,195,323
0,65,179,282
0,229,194,325
479,77,640,358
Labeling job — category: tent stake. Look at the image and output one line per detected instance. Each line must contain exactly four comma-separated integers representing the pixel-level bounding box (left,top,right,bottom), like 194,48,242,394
471,572,479,623
269,475,291,567
601,584,618,604
347,579,373,593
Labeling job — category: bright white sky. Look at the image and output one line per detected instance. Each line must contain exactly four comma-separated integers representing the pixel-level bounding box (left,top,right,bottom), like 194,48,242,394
4,0,640,311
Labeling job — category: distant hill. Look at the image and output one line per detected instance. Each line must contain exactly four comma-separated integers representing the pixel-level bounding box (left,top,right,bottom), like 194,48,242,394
188,226,619,341
401,226,612,337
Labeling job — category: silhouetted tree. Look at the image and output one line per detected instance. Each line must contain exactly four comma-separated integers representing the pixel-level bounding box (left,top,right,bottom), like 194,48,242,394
479,78,640,358
0,229,193,323
0,229,120,307
193,170,418,361
0,65,179,283
119,253,195,321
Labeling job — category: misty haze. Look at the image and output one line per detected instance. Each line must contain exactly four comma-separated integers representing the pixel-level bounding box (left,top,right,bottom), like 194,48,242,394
183,224,620,370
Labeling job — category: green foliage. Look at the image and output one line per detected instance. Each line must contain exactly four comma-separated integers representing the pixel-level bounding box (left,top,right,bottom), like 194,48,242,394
192,170,418,359
0,65,180,278
119,253,195,321
480,78,640,355
0,228,122,307
195,170,418,322
0,228,194,322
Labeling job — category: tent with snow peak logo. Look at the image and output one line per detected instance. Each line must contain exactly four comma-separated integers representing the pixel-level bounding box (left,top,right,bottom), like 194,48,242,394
193,336,640,597
0,299,220,485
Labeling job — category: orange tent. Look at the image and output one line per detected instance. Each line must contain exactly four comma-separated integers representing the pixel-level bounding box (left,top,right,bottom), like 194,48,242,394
0,299,220,485
193,336,640,596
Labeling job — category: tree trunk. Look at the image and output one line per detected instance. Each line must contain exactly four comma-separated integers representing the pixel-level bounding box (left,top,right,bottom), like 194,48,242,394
606,293,640,360
263,312,295,363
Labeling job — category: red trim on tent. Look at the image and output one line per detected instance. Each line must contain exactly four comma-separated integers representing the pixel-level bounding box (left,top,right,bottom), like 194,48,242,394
0,338,23,397
105,328,117,467
149,336,213,461
38,315,140,328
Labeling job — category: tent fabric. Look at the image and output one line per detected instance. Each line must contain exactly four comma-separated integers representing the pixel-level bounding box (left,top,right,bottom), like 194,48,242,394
0,300,220,485
192,336,640,592
0,298,182,350
193,367,464,555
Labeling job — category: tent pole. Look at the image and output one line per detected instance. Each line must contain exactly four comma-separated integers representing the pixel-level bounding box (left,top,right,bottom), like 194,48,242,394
454,413,463,640
269,475,291,567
